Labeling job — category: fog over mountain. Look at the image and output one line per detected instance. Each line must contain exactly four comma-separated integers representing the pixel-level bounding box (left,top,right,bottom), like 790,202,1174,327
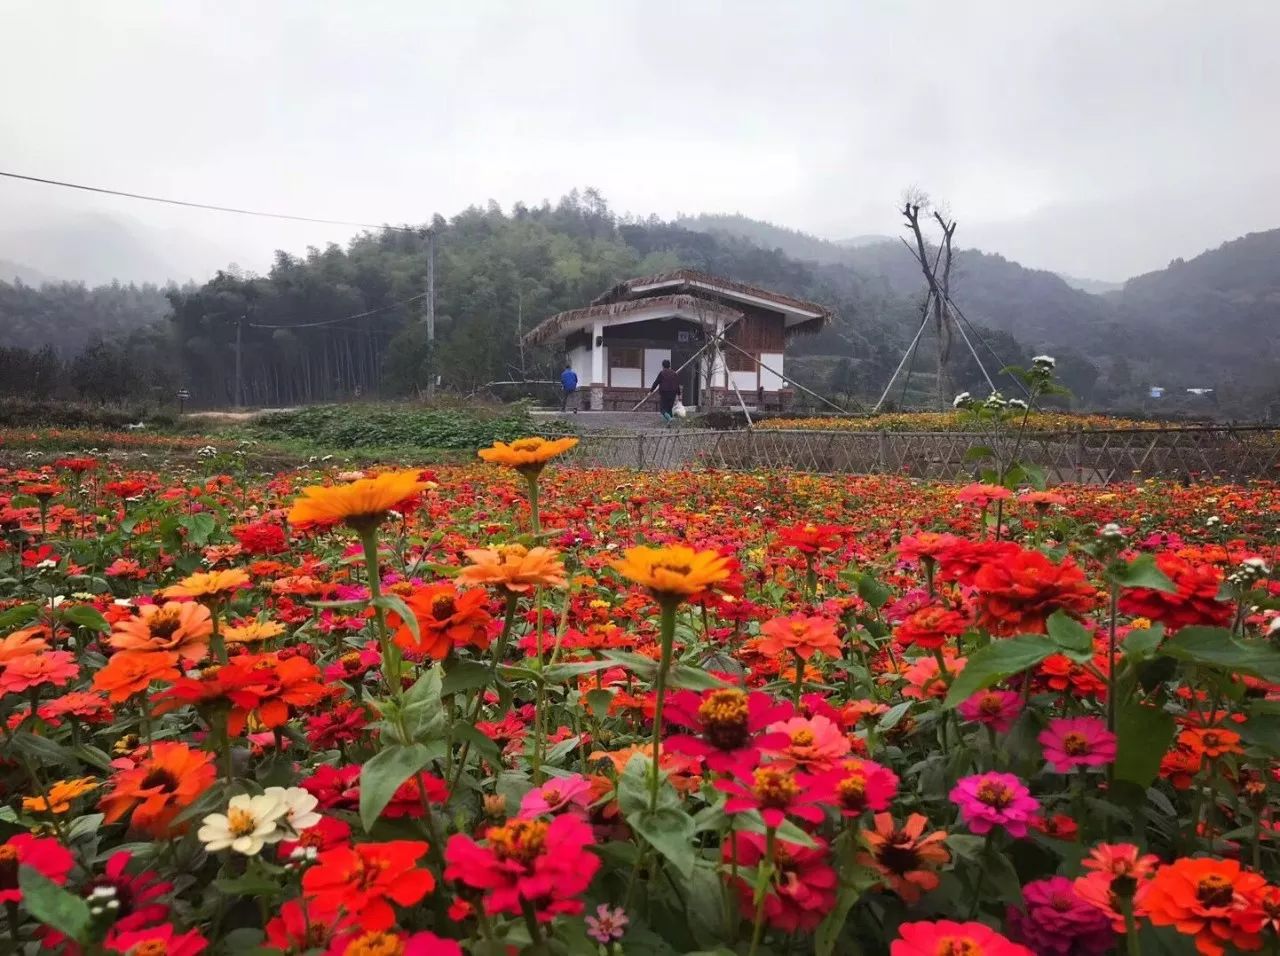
1,2,1276,285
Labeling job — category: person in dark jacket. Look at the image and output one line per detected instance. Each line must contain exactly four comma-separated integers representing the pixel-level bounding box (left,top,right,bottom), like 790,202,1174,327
559,364,579,412
652,359,681,423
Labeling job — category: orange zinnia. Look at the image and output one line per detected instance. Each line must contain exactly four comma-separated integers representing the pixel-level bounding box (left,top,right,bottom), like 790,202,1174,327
109,601,214,663
856,813,951,904
457,544,566,594
0,629,49,663
223,620,287,645
1143,857,1267,956
287,469,430,531
1178,727,1244,760
758,614,842,660
99,742,216,837
390,582,493,659
159,568,251,602
477,436,579,476
611,545,732,604
91,650,181,703
23,777,99,815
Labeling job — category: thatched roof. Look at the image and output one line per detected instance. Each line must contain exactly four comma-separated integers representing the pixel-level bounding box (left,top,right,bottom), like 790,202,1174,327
526,270,834,346
592,269,834,325
523,295,742,347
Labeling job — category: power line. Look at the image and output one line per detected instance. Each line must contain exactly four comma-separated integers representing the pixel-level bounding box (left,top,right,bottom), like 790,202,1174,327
247,292,428,329
0,169,421,233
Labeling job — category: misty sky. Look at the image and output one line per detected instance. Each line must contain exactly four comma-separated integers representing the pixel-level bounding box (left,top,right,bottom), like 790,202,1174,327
2,1,1278,283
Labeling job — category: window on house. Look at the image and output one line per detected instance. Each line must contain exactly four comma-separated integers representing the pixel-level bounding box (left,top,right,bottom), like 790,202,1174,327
609,347,642,369
726,349,757,372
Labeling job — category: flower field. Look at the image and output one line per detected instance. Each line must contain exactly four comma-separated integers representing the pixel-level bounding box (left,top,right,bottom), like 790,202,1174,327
2,442,1279,956
757,413,1178,433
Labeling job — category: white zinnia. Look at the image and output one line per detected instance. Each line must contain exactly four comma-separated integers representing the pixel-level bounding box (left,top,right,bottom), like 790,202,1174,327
265,785,322,834
1032,355,1056,367
199,792,290,855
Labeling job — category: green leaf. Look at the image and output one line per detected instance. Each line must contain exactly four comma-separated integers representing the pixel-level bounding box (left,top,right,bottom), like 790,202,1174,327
1046,610,1093,662
877,700,912,731
9,731,77,768
584,687,613,718
736,810,817,849
814,867,879,956
541,659,616,683
214,870,285,897
668,663,728,691
1121,622,1166,661
0,603,40,630
58,606,109,634
371,594,419,642
1112,554,1178,593
853,572,892,610
1239,713,1280,757
543,734,582,764
944,635,1055,707
440,659,490,696
453,723,503,768
600,649,658,680
1163,627,1280,683
627,805,697,878
1114,700,1175,787
358,743,433,831
18,866,91,942
179,512,217,548
962,445,995,463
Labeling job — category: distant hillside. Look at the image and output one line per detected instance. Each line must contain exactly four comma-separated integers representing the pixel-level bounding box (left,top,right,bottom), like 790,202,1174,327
0,258,53,285
1058,274,1122,295
680,213,1280,412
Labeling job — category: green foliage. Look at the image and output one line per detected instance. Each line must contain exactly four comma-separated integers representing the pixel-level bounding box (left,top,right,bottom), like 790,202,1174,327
247,403,568,450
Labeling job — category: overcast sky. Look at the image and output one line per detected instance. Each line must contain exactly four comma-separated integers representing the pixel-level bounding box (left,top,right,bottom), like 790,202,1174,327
2,1,1277,283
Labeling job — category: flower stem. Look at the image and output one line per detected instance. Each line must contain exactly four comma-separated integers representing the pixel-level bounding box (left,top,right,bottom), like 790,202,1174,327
649,600,678,813
791,650,804,707
747,827,777,956
525,475,541,535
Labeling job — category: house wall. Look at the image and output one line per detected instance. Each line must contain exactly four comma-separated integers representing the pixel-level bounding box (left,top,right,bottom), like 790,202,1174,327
759,353,786,391
567,344,592,385
644,348,671,385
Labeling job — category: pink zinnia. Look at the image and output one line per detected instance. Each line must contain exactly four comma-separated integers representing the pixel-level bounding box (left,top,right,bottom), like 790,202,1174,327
833,758,900,817
1007,876,1115,956
664,688,791,775
957,689,1023,733
1038,717,1117,773
518,773,593,819
763,715,851,773
950,772,1040,838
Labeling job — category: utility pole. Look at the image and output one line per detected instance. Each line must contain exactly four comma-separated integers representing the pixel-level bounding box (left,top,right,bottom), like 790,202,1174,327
234,313,244,408
425,229,436,400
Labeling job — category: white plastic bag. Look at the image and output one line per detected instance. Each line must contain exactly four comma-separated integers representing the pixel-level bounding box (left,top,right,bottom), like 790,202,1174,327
672,399,687,418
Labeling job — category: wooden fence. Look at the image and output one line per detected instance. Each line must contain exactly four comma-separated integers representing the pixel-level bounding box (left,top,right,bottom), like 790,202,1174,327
564,426,1280,485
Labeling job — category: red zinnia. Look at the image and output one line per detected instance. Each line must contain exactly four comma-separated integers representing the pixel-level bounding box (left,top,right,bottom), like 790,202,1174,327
302,840,435,932
663,688,791,775
1118,553,1232,632
972,546,1098,635
0,834,74,903
724,832,837,931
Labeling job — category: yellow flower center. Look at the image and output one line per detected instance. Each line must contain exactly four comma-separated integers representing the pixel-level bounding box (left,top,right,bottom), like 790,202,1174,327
790,729,815,747
148,607,183,639
227,807,258,837
935,937,981,956
837,774,866,808
342,931,405,956
976,781,1013,809
129,943,170,956
752,767,799,807
1196,874,1234,907
488,818,549,865
1062,732,1090,756
698,690,750,750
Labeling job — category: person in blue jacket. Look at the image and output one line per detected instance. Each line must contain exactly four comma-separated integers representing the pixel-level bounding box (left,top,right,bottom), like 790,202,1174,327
559,363,579,412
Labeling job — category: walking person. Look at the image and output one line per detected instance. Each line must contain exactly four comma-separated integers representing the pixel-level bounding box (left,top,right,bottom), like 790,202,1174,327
559,363,579,413
651,359,681,424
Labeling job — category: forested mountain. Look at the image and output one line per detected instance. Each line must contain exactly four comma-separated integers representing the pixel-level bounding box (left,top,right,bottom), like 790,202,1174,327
0,192,1275,415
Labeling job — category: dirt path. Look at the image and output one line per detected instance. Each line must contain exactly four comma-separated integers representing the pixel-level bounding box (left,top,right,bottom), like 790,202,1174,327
185,408,297,423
